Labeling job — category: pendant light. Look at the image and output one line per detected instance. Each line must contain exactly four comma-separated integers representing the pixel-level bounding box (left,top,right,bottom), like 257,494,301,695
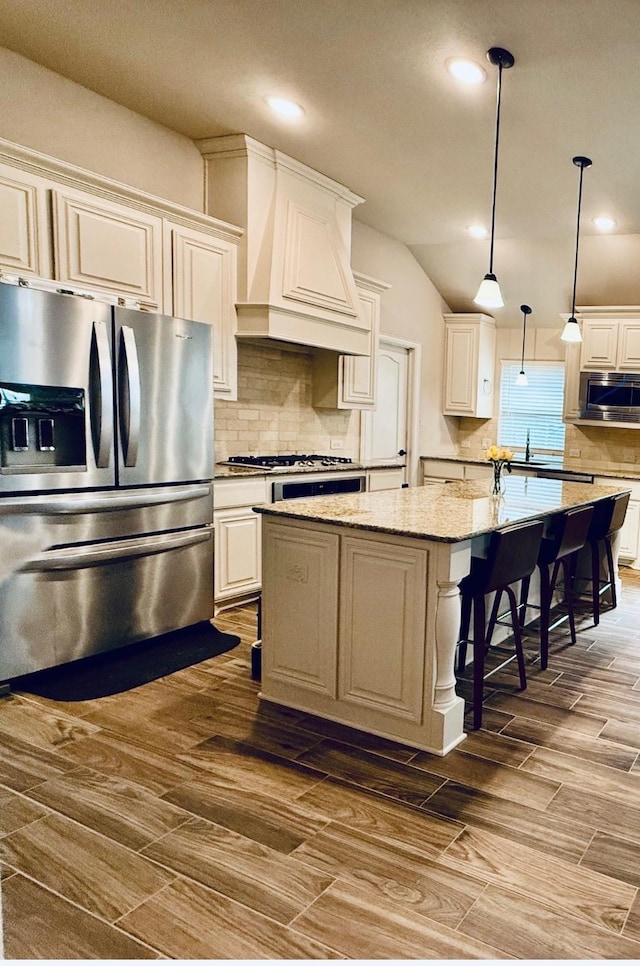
561,155,592,343
474,47,515,310
515,304,531,385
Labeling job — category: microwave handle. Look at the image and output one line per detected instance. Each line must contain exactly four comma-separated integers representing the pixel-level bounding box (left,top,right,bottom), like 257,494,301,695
119,325,141,467
91,320,114,468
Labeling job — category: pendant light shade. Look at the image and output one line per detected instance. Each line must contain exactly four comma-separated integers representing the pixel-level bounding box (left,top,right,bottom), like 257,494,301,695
474,47,514,310
515,303,531,386
561,155,592,343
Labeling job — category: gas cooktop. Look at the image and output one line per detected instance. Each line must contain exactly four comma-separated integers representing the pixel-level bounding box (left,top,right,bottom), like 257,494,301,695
226,454,353,468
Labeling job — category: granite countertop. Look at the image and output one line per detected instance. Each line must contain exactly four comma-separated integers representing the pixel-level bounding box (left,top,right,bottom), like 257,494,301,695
214,461,403,480
254,475,630,543
420,454,640,481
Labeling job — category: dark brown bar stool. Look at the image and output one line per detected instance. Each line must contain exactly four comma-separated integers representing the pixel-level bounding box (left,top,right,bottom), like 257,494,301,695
457,518,544,730
583,492,630,625
511,504,594,669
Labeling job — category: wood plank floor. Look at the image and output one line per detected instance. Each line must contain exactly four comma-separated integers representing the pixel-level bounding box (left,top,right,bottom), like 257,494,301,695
3,572,640,958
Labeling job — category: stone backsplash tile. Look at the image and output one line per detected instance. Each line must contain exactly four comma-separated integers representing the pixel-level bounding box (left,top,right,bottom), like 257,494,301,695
455,416,640,475
215,342,360,460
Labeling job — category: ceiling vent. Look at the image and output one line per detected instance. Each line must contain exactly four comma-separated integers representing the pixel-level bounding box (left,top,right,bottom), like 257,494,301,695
197,135,367,354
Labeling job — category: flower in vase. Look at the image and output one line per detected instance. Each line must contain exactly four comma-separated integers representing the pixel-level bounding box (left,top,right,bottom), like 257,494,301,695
484,444,513,495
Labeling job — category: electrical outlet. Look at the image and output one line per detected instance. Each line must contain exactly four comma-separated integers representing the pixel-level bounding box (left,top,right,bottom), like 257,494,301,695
330,439,344,450
569,447,581,458
481,438,492,449
460,439,471,449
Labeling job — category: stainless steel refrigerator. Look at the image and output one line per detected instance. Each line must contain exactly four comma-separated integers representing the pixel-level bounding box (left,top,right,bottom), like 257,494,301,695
0,282,214,680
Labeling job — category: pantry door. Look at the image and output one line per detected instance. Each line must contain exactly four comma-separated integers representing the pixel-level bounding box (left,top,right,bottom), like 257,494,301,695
360,337,418,485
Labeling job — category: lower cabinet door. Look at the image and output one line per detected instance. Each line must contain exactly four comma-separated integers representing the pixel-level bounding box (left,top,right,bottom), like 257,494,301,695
619,499,640,563
339,535,427,722
214,507,262,601
261,521,339,696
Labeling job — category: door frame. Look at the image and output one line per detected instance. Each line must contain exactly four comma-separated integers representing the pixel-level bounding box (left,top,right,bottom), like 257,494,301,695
359,336,421,487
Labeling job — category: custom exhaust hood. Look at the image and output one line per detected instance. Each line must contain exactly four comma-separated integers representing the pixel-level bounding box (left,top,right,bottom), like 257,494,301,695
198,135,369,354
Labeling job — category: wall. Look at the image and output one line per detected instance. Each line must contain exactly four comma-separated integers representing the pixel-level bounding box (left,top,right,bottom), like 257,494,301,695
351,221,458,457
215,342,360,462
0,47,204,210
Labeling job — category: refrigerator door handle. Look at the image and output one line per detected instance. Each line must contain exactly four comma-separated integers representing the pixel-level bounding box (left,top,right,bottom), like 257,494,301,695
90,320,114,468
119,325,141,467
22,528,211,571
0,484,212,516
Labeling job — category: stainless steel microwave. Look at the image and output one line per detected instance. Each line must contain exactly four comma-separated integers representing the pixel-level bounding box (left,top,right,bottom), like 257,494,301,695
579,370,640,422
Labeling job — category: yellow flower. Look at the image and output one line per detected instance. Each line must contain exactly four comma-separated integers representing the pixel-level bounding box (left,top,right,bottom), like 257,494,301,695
484,444,512,464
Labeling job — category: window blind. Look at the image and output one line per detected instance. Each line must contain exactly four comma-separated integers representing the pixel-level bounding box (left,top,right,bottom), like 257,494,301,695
498,361,566,455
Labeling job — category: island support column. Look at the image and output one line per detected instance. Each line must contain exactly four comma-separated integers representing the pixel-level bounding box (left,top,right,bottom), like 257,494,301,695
430,540,471,754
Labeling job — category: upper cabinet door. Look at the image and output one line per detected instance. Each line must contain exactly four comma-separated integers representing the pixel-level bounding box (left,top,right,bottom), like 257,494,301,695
0,164,51,278
443,314,495,417
617,322,640,370
52,189,163,307
579,316,640,371
580,320,618,369
170,224,238,400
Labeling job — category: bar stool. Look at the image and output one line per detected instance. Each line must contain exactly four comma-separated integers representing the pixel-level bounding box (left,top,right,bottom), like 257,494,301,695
509,504,594,669
457,518,544,730
583,492,630,625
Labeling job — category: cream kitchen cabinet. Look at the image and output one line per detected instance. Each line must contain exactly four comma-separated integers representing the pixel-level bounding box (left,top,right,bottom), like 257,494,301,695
443,313,496,417
594,475,640,568
421,458,491,485
580,313,640,371
52,187,164,308
214,476,269,610
312,273,390,410
0,162,52,279
0,137,243,399
563,340,582,421
168,223,238,399
366,466,405,490
261,515,427,725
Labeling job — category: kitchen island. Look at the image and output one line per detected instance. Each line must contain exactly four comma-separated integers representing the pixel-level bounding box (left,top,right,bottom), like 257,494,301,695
254,476,630,755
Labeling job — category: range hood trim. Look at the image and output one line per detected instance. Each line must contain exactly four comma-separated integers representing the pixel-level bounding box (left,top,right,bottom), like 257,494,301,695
235,302,370,355
198,134,365,208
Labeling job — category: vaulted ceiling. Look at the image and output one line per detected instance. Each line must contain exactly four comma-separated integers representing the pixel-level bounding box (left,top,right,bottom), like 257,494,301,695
1,0,639,327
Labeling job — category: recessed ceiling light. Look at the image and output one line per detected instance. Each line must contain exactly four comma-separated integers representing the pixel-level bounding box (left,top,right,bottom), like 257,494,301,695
266,96,305,119
446,58,487,84
467,225,489,239
592,216,616,231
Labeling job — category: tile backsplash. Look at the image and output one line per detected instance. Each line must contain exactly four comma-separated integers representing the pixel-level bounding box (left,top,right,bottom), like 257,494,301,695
457,415,640,474
215,342,360,461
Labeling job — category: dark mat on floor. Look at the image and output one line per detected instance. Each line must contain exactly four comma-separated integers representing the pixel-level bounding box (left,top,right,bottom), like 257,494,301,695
11,621,241,701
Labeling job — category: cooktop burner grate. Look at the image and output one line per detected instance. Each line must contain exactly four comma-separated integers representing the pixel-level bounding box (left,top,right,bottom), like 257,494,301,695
226,454,353,468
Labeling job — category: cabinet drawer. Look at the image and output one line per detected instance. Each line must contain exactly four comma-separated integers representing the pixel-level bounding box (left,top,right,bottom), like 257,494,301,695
214,477,268,509
421,460,464,482
367,467,405,491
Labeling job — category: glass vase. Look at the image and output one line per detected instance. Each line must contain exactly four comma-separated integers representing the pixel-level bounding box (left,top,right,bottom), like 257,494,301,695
491,462,503,496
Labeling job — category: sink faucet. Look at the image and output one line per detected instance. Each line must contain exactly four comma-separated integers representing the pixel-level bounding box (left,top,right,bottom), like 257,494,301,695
525,429,531,463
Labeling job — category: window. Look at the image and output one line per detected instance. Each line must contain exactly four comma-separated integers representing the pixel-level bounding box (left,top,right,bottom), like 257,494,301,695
498,361,566,456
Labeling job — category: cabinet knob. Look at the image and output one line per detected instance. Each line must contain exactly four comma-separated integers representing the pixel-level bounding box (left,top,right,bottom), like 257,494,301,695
398,449,406,456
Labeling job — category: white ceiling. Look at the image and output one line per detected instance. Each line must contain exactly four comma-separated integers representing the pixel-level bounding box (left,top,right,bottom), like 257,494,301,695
1,0,639,327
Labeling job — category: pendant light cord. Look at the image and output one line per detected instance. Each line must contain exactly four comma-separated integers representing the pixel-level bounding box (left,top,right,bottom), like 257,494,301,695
519,304,531,370
568,156,591,319
488,60,503,275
